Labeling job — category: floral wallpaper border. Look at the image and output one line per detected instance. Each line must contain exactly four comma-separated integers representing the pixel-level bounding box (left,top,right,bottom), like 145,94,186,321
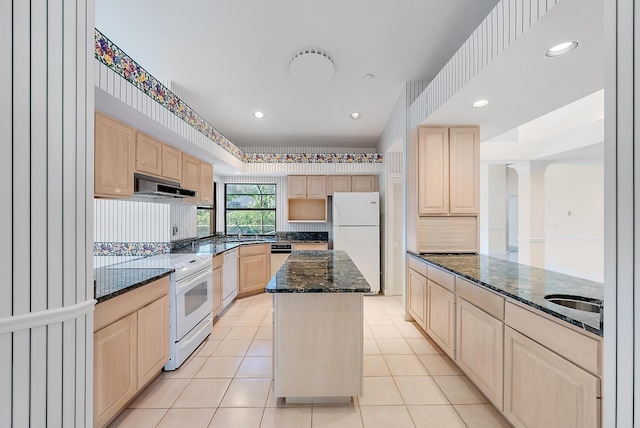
94,242,171,257
95,29,383,164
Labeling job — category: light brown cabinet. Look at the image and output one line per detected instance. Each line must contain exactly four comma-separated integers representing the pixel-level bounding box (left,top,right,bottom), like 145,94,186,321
162,144,182,181
504,326,600,428
327,176,352,194
418,126,479,215
182,153,201,203
94,312,137,428
456,297,504,410
287,175,328,222
307,175,327,197
135,132,163,177
287,175,308,198
94,112,136,198
212,254,223,317
238,244,271,296
94,277,170,428
287,175,327,198
351,175,378,192
408,268,427,331
199,161,214,205
426,279,456,359
137,295,170,389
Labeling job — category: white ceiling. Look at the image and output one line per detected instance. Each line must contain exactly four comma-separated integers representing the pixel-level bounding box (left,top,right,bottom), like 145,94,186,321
95,0,500,149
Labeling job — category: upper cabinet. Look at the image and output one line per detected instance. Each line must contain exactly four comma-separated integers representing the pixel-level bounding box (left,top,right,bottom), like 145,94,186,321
351,175,378,192
327,176,351,194
199,162,214,205
418,127,479,215
287,175,327,198
95,112,136,198
135,132,184,183
182,153,201,203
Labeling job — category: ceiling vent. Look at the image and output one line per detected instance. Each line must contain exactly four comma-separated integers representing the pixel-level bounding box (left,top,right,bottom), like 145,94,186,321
289,48,335,87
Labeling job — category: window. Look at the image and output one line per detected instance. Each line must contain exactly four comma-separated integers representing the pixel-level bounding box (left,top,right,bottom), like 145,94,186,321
225,184,276,235
197,185,216,238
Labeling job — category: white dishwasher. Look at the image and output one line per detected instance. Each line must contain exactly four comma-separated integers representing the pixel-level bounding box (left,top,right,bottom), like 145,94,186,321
222,248,239,310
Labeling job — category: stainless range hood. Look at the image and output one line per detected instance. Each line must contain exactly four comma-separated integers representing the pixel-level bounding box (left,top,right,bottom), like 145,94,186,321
134,174,198,199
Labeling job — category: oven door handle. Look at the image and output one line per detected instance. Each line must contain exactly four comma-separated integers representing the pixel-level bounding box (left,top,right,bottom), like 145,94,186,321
176,267,213,294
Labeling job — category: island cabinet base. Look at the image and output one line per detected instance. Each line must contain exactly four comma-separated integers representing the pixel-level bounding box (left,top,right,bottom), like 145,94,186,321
273,293,363,401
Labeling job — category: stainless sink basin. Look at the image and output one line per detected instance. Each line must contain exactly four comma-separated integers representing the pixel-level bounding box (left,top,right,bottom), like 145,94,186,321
544,294,603,313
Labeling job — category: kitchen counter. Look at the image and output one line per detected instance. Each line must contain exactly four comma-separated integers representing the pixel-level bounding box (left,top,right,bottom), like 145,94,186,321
266,250,371,293
94,266,173,303
408,252,603,336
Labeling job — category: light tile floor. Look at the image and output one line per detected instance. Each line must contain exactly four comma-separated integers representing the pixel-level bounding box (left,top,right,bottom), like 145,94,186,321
110,293,512,428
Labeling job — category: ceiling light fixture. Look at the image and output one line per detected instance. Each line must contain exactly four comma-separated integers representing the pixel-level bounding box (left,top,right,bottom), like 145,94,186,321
471,99,490,108
545,41,579,57
289,48,335,86
363,74,374,80
350,112,361,120
254,111,264,119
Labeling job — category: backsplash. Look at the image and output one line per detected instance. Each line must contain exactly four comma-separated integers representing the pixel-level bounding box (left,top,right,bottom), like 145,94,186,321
170,204,197,241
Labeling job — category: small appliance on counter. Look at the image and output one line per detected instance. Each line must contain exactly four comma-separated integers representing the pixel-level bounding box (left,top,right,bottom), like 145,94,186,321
332,192,380,294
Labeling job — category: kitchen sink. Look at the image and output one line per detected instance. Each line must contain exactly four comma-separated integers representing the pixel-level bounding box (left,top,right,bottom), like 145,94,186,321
544,294,603,313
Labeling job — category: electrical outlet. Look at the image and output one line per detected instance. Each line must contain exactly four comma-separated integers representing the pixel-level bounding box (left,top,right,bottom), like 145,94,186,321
172,225,179,236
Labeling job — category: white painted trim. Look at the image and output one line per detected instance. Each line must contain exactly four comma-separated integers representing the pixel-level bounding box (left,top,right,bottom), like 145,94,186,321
0,300,96,335
545,233,604,243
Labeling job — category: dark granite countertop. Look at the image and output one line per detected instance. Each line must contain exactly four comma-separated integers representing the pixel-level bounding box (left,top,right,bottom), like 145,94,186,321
408,252,603,336
173,239,328,257
94,267,173,303
266,250,371,293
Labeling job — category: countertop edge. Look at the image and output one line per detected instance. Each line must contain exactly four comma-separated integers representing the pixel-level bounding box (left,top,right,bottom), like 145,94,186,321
407,252,603,337
95,269,174,304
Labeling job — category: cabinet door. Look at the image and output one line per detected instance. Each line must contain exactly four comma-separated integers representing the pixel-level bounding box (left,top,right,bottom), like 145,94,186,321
94,312,137,428
449,127,480,214
135,132,163,177
307,175,327,198
199,162,214,205
182,153,200,202
327,176,352,194
426,279,455,359
94,112,136,198
407,269,427,330
287,175,307,198
239,253,268,294
418,127,449,214
137,295,169,389
352,175,377,192
212,266,223,316
504,327,600,428
456,298,504,410
162,144,182,181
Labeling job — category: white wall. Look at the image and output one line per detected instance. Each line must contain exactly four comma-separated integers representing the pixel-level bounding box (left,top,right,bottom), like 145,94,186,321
1,1,95,426
480,164,508,255
545,164,604,282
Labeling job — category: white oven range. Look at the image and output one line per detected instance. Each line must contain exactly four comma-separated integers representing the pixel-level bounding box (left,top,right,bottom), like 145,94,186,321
112,253,213,370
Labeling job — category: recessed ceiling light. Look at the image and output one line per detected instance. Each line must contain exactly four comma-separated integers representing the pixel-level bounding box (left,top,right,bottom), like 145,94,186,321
545,41,578,57
254,111,264,119
350,112,361,119
363,74,374,80
471,99,490,108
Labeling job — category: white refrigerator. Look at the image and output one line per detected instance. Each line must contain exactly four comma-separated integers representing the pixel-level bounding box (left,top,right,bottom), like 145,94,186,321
333,192,380,294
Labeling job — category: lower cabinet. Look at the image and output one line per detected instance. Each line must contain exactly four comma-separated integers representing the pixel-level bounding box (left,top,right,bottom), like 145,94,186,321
212,254,223,316
94,277,170,428
456,297,504,410
426,279,456,359
239,244,271,296
94,313,137,428
504,326,600,428
407,268,427,330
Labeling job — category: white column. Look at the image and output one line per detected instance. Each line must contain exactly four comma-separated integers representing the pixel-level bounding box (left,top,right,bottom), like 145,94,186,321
480,164,508,256
0,1,95,427
509,161,553,268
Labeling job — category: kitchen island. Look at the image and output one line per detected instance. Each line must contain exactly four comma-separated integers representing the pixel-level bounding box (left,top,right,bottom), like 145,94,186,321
266,250,370,403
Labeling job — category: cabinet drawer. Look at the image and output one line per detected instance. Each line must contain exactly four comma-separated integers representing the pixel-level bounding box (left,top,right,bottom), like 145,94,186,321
408,256,428,277
427,265,455,292
212,254,223,269
456,277,504,320
239,243,269,257
505,302,601,375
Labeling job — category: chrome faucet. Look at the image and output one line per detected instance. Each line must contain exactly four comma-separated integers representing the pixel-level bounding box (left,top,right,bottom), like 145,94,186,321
237,229,244,240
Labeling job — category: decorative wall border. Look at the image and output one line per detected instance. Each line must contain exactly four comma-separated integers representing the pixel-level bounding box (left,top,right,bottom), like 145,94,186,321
94,242,171,257
95,29,383,164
